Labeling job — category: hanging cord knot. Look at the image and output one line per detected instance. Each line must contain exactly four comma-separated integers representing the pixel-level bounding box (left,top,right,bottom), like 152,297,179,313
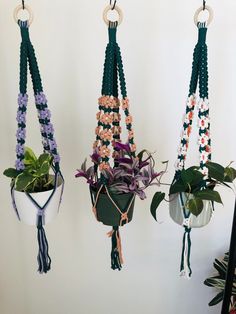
120,212,129,226
108,24,118,42
18,20,30,42
197,24,207,43
108,226,124,270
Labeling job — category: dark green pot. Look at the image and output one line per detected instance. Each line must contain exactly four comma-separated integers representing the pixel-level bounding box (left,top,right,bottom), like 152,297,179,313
90,186,135,227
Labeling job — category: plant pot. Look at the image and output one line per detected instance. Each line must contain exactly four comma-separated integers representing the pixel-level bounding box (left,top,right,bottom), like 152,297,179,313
12,175,64,226
90,187,135,227
169,192,213,228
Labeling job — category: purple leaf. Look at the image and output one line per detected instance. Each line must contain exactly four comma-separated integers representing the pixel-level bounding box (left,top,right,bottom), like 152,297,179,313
114,142,131,152
117,157,133,165
90,152,100,164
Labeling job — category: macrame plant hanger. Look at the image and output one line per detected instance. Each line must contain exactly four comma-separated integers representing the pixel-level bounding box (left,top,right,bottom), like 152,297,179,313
90,2,136,271
12,3,64,273
173,3,214,278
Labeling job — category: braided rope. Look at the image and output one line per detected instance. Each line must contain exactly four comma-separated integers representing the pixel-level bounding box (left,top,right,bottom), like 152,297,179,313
93,25,136,173
175,23,211,178
15,21,61,172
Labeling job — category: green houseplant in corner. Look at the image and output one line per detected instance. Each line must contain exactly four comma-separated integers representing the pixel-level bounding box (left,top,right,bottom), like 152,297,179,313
204,252,236,312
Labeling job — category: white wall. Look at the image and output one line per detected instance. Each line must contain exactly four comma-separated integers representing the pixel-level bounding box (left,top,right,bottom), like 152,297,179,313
0,0,235,313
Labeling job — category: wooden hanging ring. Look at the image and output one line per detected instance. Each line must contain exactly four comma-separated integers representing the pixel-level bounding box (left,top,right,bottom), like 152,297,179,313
103,4,123,26
13,4,34,26
194,5,213,27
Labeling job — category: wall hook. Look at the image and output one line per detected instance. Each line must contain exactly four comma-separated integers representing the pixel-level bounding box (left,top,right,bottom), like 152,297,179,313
203,0,206,10
110,0,117,10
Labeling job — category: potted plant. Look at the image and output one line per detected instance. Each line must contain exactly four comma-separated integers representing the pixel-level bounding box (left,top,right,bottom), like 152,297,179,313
168,162,236,227
75,6,166,270
4,147,63,226
204,252,236,312
77,143,165,226
5,11,64,273
76,143,165,270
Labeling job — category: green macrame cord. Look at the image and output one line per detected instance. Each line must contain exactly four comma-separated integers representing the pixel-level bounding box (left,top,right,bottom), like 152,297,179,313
12,20,64,274
174,22,211,278
92,23,136,271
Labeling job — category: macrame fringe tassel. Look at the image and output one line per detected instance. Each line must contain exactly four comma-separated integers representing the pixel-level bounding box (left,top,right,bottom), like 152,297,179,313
37,216,51,274
108,226,123,271
180,226,192,279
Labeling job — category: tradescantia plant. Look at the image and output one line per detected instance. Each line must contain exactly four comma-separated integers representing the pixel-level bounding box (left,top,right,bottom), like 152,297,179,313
3,147,54,193
150,161,236,220
76,142,166,200
204,252,236,310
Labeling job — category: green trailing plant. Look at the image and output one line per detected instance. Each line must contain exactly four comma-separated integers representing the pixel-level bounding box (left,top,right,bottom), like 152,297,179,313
3,147,54,193
150,161,236,220
204,252,236,310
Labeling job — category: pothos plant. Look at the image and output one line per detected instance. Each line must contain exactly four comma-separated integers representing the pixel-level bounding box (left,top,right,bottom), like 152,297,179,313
3,147,54,193
204,252,236,311
150,161,236,220
76,142,167,199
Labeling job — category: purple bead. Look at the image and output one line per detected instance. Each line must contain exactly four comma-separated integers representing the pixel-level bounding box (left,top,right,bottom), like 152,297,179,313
39,108,51,120
49,140,57,150
16,128,26,140
15,159,24,171
18,93,28,107
45,123,54,135
53,154,60,163
35,92,47,105
16,110,26,124
16,144,24,155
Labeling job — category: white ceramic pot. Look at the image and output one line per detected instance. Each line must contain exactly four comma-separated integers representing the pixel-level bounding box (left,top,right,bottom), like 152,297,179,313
12,175,63,226
169,192,213,228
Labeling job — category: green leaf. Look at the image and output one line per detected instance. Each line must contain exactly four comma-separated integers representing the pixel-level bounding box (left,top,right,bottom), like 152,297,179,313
224,167,236,183
181,169,195,185
3,168,19,178
24,147,37,166
206,162,225,182
190,171,204,187
186,198,204,216
213,259,228,277
205,278,226,290
169,179,187,194
15,173,35,191
194,189,223,204
137,150,147,160
150,192,165,221
36,161,50,177
209,291,224,307
38,153,51,166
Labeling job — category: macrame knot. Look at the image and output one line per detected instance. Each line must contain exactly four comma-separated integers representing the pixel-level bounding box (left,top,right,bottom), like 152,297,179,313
183,218,191,229
108,26,117,43
198,25,207,44
37,208,45,217
120,212,129,226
